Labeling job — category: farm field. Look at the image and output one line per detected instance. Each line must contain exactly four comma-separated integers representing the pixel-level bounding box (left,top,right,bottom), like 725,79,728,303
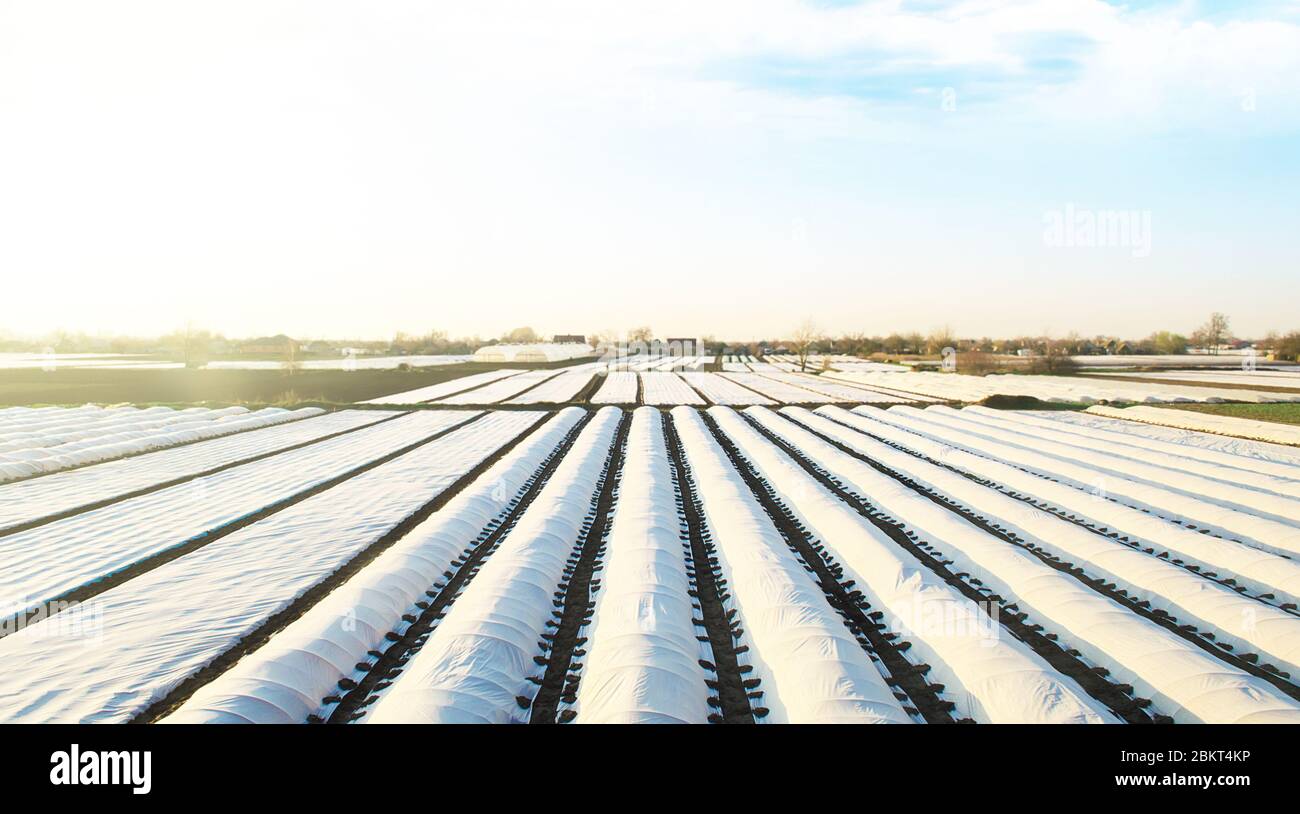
3,401,1300,724
0,405,324,481
0,361,586,407
832,370,1300,404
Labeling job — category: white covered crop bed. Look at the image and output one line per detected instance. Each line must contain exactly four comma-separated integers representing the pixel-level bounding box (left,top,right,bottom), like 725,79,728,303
505,364,604,404
0,411,477,612
748,407,1300,724
6,400,1300,726
0,411,542,723
672,407,913,723
438,369,564,404
679,372,774,405
1086,405,1300,446
757,370,910,403
781,408,1300,682
1083,369,1300,389
590,371,639,404
639,372,705,406
828,370,1300,405
1071,354,1290,368
819,406,1300,609
0,405,323,481
710,407,1115,724
1043,410,1300,465
0,409,394,534
720,372,831,404
892,406,1300,557
166,409,586,724
567,407,712,723
360,369,524,404
366,408,623,723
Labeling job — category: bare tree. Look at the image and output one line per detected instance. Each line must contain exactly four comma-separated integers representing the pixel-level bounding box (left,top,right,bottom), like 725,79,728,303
1193,312,1231,355
502,326,539,344
626,326,653,343
791,318,820,372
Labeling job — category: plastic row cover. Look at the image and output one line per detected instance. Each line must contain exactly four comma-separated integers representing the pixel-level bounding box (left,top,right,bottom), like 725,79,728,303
0,411,543,723
166,408,586,723
718,372,830,404
0,411,477,612
786,408,1300,681
506,368,600,404
713,407,1113,724
590,372,639,404
823,370,1299,405
570,407,712,723
891,406,1300,559
640,373,705,406
438,368,565,405
0,410,391,534
1045,410,1300,469
950,405,1300,518
1088,405,1300,447
1013,408,1300,487
757,371,906,404
0,404,212,431
362,370,523,404
828,407,1300,609
680,372,775,406
0,406,250,452
670,406,912,724
0,407,322,482
754,408,1300,723
365,407,624,723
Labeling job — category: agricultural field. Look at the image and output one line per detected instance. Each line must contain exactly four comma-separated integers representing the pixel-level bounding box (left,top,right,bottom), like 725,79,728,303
832,369,1300,405
3,397,1300,725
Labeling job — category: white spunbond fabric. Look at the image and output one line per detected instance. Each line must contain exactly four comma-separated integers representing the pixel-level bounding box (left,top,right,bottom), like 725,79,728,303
713,407,1114,724
505,366,603,404
891,406,1300,558
0,411,477,612
0,410,392,533
671,406,912,724
0,405,247,452
365,407,624,723
640,373,705,406
820,370,1300,405
827,406,1300,610
438,369,564,404
0,412,542,723
757,371,903,403
361,370,525,404
590,372,638,404
680,372,775,406
719,372,830,404
1022,409,1300,484
570,407,712,723
752,408,1300,723
1087,405,1300,447
165,409,585,724
783,408,1300,682
1045,410,1300,468
953,405,1300,511
0,407,321,482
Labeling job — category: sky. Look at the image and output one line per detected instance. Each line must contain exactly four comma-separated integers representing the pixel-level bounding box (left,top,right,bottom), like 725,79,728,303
1,0,1298,342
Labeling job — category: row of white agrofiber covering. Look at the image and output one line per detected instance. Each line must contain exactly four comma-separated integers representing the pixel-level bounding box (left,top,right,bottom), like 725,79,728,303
0,411,543,723
0,405,323,481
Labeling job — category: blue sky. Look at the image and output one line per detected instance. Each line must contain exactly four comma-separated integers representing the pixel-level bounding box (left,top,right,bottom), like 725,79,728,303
1,0,1297,341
